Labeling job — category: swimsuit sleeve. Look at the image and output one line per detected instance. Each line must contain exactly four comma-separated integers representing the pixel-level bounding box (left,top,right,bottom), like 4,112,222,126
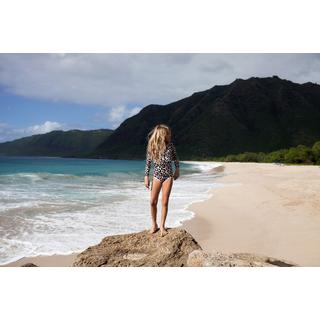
144,148,152,176
171,143,180,170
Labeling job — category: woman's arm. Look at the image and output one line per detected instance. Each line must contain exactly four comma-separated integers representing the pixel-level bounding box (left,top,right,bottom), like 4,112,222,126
144,149,152,176
144,149,152,188
171,143,180,180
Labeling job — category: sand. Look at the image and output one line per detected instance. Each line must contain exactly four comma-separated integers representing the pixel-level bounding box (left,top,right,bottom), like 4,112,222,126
1,253,78,267
3,162,320,267
182,162,320,266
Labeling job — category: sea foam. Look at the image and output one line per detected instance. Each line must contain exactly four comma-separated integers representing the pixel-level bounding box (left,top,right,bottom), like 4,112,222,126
0,158,224,264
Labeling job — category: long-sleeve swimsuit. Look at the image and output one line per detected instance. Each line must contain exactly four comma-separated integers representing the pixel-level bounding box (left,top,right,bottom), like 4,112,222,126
144,142,180,182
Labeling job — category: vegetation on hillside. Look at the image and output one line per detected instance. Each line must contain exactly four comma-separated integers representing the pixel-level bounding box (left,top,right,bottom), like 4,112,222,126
2,77,320,162
211,141,320,165
0,129,113,157
92,76,320,160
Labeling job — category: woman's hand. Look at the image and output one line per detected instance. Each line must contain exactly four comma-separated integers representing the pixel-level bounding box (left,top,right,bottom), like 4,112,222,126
144,176,150,189
173,169,180,180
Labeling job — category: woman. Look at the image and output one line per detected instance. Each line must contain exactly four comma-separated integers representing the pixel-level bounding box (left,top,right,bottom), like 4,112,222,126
144,124,180,236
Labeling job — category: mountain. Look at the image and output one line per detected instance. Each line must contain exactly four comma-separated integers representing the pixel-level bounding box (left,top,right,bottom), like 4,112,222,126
3,76,320,160
0,129,113,157
92,76,320,159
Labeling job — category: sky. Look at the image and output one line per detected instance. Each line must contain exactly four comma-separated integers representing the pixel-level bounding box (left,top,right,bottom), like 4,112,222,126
1,53,320,142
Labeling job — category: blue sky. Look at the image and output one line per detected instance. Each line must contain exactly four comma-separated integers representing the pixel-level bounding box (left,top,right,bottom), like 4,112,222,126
1,53,319,142
1,88,103,128
0,86,142,141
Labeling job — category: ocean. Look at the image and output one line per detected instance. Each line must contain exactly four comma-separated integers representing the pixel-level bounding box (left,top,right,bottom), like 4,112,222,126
0,156,223,265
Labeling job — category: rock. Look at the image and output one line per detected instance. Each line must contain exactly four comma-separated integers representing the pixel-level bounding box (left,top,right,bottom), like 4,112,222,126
73,228,297,267
73,228,201,267
187,250,296,267
21,263,38,267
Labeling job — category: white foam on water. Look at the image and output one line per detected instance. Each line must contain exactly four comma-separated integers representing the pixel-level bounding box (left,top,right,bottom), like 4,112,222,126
180,161,224,172
0,161,225,265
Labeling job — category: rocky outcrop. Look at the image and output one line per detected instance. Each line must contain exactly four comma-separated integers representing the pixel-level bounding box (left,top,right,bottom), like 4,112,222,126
187,250,296,267
73,228,201,267
73,228,296,267
21,263,38,267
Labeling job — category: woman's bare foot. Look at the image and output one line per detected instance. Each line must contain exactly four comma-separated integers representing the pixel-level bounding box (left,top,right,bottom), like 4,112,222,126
160,227,168,237
149,224,159,234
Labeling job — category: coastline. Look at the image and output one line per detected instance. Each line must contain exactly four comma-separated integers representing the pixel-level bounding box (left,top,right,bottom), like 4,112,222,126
182,162,320,266
1,160,223,267
3,161,320,267
1,253,78,267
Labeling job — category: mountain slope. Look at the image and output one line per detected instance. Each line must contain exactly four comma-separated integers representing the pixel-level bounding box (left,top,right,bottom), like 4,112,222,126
92,76,320,159
0,129,113,157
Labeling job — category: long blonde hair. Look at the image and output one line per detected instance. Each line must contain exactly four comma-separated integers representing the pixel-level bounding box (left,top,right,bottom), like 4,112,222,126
146,124,172,163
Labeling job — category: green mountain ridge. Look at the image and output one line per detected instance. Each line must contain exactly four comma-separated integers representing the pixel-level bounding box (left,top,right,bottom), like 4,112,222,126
0,129,113,157
2,76,320,160
91,76,320,159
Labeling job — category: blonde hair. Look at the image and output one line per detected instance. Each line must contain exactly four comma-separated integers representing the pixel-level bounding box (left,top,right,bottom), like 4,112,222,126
146,124,172,163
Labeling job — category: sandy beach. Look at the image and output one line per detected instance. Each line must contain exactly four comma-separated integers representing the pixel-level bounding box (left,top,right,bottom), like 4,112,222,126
1,253,78,267
182,162,320,266
3,162,320,267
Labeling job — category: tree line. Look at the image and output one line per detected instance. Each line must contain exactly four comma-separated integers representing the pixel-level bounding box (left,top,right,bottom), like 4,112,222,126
211,141,320,165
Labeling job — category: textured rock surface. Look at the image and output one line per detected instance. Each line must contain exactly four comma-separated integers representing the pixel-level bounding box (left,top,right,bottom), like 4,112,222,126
73,228,297,267
73,228,201,267
187,250,296,267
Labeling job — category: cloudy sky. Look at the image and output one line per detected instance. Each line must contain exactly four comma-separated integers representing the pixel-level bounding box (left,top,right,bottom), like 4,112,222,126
1,53,320,142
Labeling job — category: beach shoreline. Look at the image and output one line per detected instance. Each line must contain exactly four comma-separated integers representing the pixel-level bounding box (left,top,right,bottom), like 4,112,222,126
1,160,224,267
1,252,78,267
2,161,320,267
182,162,320,266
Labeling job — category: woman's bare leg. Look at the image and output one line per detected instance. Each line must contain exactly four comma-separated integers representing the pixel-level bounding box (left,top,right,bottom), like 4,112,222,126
160,177,173,236
149,177,162,233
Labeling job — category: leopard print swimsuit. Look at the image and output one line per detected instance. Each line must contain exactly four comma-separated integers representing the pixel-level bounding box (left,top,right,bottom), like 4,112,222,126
144,142,180,182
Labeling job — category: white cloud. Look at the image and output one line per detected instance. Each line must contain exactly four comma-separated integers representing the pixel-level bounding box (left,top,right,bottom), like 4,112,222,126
91,104,142,129
0,122,9,130
129,106,141,117
1,54,320,134
0,54,320,113
107,105,142,128
24,121,63,135
109,105,127,124
0,121,65,142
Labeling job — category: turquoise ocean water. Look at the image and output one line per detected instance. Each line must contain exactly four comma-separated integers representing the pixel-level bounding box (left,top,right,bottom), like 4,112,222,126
0,156,222,264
